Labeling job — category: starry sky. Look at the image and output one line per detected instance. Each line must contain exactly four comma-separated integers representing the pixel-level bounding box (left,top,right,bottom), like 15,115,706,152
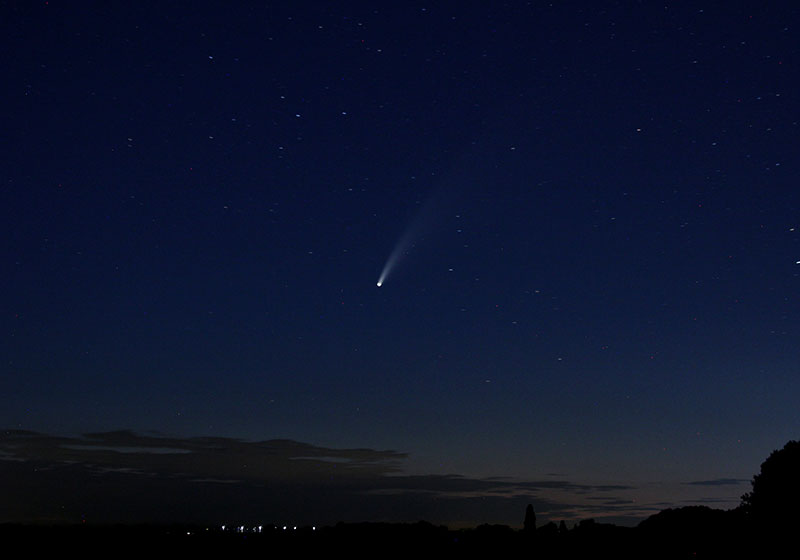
2,1,799,528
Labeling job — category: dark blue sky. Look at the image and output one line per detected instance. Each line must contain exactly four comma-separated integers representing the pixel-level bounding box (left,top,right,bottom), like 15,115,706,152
2,1,799,527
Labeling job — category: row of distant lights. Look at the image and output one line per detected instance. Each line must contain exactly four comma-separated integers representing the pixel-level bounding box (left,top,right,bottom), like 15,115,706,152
220,525,315,533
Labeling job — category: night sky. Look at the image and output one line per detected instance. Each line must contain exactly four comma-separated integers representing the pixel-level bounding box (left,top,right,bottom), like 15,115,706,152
3,1,799,528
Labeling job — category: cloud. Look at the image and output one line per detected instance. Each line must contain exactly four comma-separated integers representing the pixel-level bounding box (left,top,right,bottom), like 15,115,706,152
0,430,652,527
684,478,748,487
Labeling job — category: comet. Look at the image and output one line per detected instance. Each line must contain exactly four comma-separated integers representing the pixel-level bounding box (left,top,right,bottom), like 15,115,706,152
376,191,441,288
376,240,407,288
375,233,410,288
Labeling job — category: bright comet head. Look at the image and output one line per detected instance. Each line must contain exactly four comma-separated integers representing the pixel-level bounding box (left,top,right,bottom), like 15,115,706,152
376,281,382,287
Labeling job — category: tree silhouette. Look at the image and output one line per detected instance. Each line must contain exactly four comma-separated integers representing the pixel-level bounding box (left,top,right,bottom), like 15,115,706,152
523,504,536,532
741,440,800,532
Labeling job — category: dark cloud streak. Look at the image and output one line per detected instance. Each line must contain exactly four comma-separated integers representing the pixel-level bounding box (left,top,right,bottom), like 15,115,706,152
684,478,748,487
1,430,649,527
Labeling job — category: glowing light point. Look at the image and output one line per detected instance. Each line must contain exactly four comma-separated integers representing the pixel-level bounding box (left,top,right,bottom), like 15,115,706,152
377,281,382,287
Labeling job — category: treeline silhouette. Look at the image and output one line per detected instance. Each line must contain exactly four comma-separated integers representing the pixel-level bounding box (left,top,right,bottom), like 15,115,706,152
3,440,797,558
